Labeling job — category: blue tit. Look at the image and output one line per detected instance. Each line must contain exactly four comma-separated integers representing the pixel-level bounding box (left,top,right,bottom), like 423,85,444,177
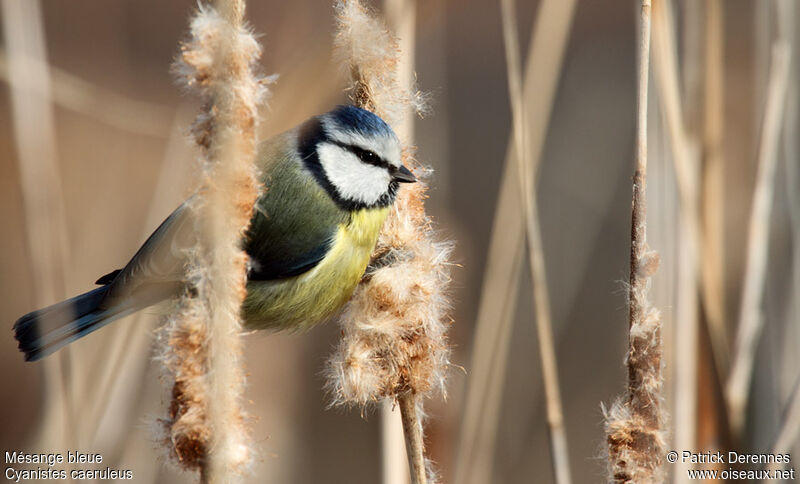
14,105,416,361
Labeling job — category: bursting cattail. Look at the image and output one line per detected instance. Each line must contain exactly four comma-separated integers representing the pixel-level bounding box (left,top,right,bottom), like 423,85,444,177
157,1,265,481
325,1,452,482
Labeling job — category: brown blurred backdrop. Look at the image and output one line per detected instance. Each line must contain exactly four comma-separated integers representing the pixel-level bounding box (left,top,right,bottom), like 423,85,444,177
1,1,797,483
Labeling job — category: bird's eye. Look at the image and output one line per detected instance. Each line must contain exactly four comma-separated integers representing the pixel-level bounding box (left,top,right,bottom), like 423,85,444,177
356,148,379,165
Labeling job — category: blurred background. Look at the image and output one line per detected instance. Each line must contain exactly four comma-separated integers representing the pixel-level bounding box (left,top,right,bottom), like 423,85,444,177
1,0,798,483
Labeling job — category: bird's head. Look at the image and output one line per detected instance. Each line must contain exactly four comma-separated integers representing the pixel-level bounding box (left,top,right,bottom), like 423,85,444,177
297,105,415,210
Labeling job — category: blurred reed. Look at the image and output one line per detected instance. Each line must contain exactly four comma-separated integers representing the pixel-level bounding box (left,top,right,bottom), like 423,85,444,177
499,0,570,482
726,39,791,435
1,0,75,468
453,1,576,482
651,2,701,478
5,1,800,483
0,49,172,138
699,0,728,380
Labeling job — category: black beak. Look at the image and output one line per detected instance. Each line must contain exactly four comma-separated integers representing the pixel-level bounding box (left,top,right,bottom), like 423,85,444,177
393,165,417,183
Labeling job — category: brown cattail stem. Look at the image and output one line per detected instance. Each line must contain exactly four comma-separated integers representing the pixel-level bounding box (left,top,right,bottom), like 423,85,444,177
399,394,427,484
626,0,658,430
606,1,666,482
628,3,651,343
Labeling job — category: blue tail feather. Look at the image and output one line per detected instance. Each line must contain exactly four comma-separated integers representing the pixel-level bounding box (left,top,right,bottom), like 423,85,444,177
13,286,130,361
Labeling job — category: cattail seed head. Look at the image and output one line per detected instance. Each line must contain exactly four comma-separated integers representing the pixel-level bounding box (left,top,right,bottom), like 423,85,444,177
325,1,452,413
157,3,265,480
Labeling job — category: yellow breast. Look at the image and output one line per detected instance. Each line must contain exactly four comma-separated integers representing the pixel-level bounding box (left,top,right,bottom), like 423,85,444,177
242,207,389,331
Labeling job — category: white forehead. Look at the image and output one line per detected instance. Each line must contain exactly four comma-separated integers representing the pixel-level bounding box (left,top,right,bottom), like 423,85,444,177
321,116,402,167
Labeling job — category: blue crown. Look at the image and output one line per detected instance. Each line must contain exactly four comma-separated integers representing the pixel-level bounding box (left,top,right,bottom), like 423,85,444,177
327,105,395,138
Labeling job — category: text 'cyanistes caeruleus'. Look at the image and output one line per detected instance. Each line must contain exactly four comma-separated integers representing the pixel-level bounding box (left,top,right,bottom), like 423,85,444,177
14,105,415,361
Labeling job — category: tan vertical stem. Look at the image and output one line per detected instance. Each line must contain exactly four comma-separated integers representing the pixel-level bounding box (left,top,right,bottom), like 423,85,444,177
499,0,571,482
384,1,419,482
399,396,427,484
651,3,700,480
382,0,416,478
454,1,576,482
726,42,791,435
1,0,75,469
700,0,728,375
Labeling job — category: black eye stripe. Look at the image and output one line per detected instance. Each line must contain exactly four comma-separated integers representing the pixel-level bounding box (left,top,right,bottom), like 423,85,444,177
297,116,402,211
328,140,393,170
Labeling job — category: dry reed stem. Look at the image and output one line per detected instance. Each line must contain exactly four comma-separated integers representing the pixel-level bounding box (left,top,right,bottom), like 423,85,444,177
159,1,265,481
325,2,452,483
767,376,800,474
454,1,576,483
651,1,700,476
693,0,730,469
399,396,427,484
382,400,410,484
783,3,800,450
605,2,666,482
0,49,173,138
700,0,729,376
499,0,571,482
382,0,417,482
1,0,78,466
726,42,791,435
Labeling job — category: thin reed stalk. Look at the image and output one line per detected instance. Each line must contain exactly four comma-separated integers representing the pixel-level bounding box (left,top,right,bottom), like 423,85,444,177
726,41,791,435
605,1,666,482
782,3,800,443
651,2,700,477
325,2,452,483
700,0,729,376
767,376,800,473
159,0,264,481
694,0,731,466
399,396,427,484
382,400,410,484
382,0,417,481
454,1,576,482
0,49,173,138
499,0,571,482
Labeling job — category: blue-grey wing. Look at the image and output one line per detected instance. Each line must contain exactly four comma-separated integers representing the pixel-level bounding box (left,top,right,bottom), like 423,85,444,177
242,140,347,281
98,201,195,308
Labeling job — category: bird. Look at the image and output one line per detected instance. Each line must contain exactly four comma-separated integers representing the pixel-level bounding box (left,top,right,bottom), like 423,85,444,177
14,105,416,361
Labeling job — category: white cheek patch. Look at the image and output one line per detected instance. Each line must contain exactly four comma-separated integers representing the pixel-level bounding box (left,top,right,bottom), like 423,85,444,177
318,143,391,205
